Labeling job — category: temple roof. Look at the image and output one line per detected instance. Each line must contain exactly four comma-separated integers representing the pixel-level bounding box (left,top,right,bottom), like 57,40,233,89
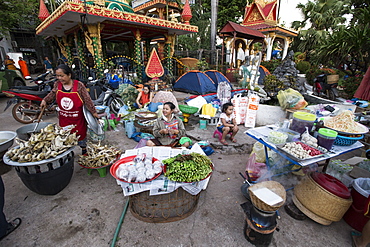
36,1,197,39
219,21,265,40
243,22,298,37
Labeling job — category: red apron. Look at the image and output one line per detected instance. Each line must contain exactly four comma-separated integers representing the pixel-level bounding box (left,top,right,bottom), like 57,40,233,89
56,80,87,141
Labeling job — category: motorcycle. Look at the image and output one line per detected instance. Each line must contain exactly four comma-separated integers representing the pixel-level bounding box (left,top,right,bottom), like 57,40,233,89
3,77,58,124
86,77,125,115
312,74,339,101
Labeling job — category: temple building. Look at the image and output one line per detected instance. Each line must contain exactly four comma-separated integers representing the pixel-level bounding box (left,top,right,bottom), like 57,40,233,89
36,0,197,78
219,0,298,68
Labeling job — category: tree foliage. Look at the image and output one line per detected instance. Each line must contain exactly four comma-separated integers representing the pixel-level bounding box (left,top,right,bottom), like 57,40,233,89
291,0,370,73
0,0,40,37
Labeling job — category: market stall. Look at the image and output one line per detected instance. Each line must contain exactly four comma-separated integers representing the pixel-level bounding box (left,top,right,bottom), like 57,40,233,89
110,145,213,223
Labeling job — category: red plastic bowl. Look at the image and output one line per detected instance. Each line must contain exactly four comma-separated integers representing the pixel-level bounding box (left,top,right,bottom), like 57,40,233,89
163,163,214,183
310,172,351,199
110,155,162,184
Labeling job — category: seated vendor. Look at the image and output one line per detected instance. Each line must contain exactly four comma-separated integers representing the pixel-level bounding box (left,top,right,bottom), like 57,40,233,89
135,84,153,108
147,102,192,147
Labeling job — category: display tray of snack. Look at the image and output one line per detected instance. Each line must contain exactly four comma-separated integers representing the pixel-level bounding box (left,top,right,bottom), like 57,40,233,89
277,142,325,161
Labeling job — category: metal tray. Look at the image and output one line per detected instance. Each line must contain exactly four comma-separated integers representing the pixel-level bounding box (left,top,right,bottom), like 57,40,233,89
277,142,325,162
83,106,104,135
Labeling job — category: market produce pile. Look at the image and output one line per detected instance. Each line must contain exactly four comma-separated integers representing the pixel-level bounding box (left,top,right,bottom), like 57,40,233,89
6,124,79,163
163,153,213,182
78,142,121,168
115,154,163,183
325,110,364,133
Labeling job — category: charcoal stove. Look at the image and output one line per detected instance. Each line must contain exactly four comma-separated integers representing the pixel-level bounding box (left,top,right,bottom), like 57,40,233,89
241,200,278,247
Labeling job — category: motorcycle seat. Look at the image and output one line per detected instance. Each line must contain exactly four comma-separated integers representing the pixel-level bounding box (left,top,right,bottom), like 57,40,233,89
7,89,49,98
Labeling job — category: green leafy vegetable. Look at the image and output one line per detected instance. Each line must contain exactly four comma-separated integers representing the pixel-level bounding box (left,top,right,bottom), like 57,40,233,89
162,153,213,182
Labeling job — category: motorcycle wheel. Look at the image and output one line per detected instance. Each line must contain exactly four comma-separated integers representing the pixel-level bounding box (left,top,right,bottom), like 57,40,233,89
109,97,125,115
327,90,336,101
12,102,40,124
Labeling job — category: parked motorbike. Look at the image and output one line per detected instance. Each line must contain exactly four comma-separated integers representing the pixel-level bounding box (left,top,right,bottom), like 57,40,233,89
86,77,125,115
312,74,338,101
3,77,58,124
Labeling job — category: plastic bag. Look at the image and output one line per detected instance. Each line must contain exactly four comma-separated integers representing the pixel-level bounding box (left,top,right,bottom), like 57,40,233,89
277,88,308,110
125,120,136,138
250,142,266,163
231,94,248,125
187,96,207,113
245,153,266,181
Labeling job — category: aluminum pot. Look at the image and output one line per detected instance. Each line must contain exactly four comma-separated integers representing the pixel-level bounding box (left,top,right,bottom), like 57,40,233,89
0,131,17,153
16,122,53,141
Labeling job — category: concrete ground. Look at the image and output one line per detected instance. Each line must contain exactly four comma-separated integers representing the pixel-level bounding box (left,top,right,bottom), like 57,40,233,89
0,85,361,247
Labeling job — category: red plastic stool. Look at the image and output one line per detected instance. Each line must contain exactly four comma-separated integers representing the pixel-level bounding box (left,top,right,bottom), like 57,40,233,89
213,129,232,141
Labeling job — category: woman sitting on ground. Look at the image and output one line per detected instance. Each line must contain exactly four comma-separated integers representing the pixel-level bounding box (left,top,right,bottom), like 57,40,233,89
147,102,191,147
135,84,153,108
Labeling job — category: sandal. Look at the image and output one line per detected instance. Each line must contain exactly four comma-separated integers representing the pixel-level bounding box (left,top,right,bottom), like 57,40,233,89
351,231,361,247
230,137,237,143
220,140,228,146
0,218,21,240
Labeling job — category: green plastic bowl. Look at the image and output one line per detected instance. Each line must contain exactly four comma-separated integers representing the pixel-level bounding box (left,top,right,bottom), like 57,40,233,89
178,105,198,114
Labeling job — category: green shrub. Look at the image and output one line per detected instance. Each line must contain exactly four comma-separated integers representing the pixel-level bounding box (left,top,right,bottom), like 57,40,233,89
296,61,311,74
261,60,281,73
263,74,285,97
339,73,364,98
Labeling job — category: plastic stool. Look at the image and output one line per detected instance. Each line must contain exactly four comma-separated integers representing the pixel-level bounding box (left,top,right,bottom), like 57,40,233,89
87,167,107,177
213,129,232,141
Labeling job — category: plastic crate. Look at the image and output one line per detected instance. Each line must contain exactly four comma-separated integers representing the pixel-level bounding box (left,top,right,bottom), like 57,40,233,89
208,114,220,126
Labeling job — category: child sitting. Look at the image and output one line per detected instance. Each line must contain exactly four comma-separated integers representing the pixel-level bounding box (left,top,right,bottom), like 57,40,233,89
217,102,239,145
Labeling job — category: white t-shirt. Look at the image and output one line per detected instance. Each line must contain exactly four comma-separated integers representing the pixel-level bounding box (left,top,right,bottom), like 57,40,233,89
217,112,235,127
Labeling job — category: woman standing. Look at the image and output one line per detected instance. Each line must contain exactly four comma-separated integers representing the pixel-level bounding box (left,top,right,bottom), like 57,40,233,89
147,102,191,147
41,64,98,154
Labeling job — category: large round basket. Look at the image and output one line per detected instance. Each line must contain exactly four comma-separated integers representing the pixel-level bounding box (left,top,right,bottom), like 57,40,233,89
293,175,352,223
129,187,200,223
134,121,153,134
248,181,286,212
134,112,157,121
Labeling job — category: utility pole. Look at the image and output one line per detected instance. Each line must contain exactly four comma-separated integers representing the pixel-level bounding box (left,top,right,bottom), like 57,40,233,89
210,0,219,67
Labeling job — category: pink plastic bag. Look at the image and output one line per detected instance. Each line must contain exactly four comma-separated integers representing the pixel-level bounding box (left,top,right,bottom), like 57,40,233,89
245,153,266,181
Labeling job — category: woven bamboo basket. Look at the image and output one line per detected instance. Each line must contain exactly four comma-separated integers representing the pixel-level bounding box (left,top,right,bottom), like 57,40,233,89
294,175,352,222
248,181,286,212
327,75,339,84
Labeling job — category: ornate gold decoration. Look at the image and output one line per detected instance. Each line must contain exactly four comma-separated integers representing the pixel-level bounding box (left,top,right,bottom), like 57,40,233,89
135,30,141,41
165,33,176,56
93,0,105,6
84,31,94,56
54,36,68,59
255,0,275,8
247,8,263,22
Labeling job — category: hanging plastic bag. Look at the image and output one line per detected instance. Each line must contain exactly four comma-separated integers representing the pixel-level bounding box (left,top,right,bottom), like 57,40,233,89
277,88,308,110
250,142,266,163
245,153,266,181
